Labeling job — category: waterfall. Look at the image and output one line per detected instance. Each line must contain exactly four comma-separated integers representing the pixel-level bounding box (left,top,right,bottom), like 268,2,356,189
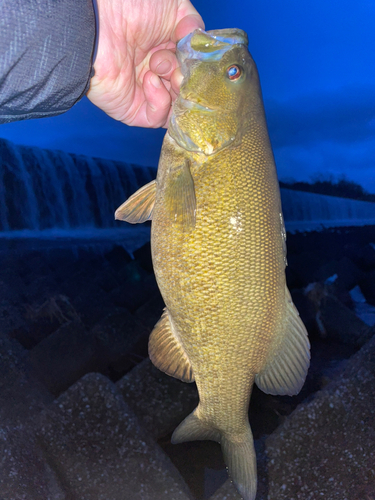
0,138,155,231
281,188,375,232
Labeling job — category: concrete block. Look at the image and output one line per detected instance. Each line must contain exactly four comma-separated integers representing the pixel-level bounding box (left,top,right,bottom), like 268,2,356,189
37,373,192,500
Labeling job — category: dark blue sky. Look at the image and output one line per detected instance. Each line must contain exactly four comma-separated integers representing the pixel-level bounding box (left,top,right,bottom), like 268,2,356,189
1,0,375,191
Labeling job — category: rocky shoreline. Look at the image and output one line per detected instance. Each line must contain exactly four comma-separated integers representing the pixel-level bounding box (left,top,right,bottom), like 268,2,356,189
1,225,375,499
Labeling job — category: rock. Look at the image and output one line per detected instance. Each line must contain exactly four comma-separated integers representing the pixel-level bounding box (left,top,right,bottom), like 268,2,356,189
133,241,153,273
290,289,317,337
285,264,301,290
287,250,327,288
60,271,115,326
0,331,52,424
0,262,36,338
319,294,372,346
308,257,362,297
36,373,192,500
117,358,198,440
14,294,81,349
94,263,121,292
104,244,132,269
117,259,149,284
313,258,341,284
110,273,159,313
11,250,51,285
335,256,363,291
135,292,165,331
45,247,81,274
209,479,242,500
29,320,97,395
304,283,372,347
350,286,375,327
266,333,375,499
0,424,66,500
359,269,375,306
91,308,149,375
356,243,375,271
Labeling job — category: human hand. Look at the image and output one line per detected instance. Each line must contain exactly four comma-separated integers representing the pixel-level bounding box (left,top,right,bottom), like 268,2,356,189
87,0,204,128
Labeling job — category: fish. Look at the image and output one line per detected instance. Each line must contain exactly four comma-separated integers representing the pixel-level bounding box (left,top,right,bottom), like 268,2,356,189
115,28,310,500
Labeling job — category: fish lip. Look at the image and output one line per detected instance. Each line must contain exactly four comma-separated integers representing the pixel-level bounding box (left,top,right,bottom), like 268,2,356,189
176,28,248,77
178,96,217,113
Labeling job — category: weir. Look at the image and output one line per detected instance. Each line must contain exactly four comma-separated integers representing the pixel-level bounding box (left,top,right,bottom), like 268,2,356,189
0,138,374,235
0,139,155,232
281,188,375,232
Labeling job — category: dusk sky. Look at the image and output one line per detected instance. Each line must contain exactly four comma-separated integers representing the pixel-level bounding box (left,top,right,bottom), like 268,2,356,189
1,0,375,191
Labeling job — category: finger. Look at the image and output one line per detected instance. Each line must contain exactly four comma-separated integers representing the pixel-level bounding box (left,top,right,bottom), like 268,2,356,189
150,49,179,81
173,9,205,43
170,67,184,95
142,70,172,128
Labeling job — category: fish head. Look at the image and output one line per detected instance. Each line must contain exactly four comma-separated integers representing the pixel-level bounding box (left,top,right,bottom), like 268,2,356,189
169,28,263,156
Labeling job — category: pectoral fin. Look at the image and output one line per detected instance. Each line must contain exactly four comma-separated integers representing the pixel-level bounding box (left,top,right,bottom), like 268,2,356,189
115,180,156,223
149,308,194,383
255,286,310,396
164,160,196,229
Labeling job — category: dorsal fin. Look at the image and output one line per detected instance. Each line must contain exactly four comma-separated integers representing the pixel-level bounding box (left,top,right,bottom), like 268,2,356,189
115,180,156,223
255,286,310,396
149,308,194,383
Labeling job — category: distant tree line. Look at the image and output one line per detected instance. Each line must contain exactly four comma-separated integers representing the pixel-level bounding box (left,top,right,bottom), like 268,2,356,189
280,175,375,202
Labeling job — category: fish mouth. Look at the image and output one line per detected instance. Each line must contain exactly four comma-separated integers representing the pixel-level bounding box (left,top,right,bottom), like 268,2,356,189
178,96,216,113
176,28,248,77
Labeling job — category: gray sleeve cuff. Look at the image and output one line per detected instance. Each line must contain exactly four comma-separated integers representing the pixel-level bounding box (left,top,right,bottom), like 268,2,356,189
0,0,96,123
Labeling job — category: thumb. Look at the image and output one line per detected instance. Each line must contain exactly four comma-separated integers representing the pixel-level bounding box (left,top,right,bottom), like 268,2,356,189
173,1,205,42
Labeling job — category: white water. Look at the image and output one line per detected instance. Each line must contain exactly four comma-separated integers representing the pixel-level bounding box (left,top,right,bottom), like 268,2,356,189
0,138,155,231
281,188,375,232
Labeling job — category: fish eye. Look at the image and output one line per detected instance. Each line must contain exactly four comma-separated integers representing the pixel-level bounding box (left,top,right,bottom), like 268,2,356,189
227,65,242,81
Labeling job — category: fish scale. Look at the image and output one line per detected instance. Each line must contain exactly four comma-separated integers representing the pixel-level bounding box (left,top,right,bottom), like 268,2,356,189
115,28,310,500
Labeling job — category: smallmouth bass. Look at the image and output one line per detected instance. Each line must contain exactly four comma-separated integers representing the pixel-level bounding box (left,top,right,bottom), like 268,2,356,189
116,28,310,500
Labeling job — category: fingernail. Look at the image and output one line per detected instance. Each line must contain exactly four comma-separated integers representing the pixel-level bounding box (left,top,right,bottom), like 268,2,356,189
150,73,161,88
174,69,183,87
156,60,172,75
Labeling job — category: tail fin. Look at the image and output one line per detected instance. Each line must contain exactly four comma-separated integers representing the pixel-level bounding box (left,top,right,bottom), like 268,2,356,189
171,409,257,500
221,428,257,500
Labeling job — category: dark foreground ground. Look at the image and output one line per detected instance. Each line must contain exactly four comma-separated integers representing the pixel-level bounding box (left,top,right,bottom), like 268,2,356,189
1,226,375,500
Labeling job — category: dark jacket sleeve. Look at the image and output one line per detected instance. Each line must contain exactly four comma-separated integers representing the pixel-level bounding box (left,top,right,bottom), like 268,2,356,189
0,0,96,124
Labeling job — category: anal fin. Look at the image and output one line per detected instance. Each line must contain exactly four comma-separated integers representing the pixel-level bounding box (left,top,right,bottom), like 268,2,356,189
115,180,156,223
149,308,194,383
255,286,310,396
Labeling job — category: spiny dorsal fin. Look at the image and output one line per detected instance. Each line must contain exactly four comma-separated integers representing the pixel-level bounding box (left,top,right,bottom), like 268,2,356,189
149,308,194,383
164,160,196,229
255,286,310,396
115,180,156,223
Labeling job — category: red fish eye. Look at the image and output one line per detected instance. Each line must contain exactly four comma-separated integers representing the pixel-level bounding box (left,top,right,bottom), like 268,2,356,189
227,65,241,81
